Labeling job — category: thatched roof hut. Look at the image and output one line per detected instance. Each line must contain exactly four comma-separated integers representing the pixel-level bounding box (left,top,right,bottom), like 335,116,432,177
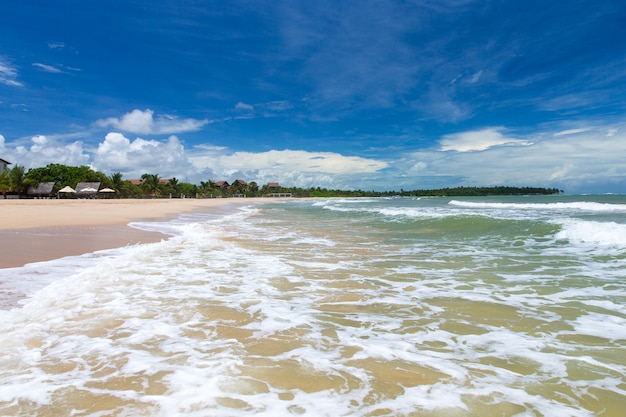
76,182,101,197
27,182,55,198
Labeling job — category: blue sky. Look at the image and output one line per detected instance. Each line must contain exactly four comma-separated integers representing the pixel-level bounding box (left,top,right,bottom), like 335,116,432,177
1,0,626,193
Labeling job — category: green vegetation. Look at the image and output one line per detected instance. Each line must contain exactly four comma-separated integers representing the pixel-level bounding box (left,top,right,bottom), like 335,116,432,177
390,186,562,197
0,163,562,198
278,185,562,198
0,164,28,195
25,164,111,189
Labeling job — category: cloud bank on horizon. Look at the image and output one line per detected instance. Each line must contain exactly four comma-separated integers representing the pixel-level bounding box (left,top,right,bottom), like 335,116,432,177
1,0,626,193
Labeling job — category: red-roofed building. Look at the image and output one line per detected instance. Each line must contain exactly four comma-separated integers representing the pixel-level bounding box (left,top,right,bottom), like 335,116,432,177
215,181,230,190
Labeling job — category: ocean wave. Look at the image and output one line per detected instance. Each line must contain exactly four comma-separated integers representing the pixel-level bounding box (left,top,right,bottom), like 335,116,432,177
312,198,378,207
320,204,456,219
555,219,626,247
449,200,626,212
376,207,456,219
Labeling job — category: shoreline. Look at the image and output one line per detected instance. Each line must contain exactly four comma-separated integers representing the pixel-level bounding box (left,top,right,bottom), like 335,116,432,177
0,225,165,268
0,198,272,268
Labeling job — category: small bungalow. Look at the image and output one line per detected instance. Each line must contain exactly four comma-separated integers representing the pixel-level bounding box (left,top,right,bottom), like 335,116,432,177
27,182,56,198
267,182,280,190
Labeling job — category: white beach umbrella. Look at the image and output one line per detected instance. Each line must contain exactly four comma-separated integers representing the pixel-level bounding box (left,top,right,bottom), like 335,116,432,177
99,187,116,193
58,186,76,193
80,187,98,193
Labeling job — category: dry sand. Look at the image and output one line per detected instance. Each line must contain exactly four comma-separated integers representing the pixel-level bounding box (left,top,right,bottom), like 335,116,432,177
0,198,268,268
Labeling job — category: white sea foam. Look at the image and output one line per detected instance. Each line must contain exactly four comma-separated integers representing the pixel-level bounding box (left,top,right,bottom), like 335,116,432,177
555,219,626,247
376,207,454,218
569,313,626,340
449,199,626,212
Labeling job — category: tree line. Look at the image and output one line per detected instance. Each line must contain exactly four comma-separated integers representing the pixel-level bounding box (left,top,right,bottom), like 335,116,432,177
1,163,562,199
0,163,262,198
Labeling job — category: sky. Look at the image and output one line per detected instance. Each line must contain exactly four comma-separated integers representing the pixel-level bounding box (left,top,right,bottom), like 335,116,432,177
1,0,626,193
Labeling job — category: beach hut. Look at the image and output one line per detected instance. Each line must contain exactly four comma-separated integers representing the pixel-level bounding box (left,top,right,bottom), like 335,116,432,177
27,182,55,198
58,185,76,193
98,187,116,199
57,185,76,198
76,182,101,198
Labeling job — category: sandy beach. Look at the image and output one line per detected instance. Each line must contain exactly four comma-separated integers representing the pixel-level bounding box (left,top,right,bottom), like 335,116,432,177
0,198,267,268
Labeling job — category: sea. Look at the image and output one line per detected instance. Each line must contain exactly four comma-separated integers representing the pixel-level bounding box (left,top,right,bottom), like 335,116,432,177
1,195,625,417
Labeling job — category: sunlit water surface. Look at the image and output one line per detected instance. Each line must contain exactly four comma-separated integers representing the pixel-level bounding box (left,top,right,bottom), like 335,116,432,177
1,196,625,416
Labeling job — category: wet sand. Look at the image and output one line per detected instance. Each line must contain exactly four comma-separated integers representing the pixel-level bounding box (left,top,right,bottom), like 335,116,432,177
0,198,268,268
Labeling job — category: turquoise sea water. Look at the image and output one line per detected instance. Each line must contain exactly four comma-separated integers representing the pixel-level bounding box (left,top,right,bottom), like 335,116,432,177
1,195,625,416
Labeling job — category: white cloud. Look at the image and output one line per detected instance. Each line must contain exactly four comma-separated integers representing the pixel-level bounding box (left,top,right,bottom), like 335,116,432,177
186,148,388,188
6,135,90,168
549,163,575,181
190,149,387,175
416,89,471,123
403,125,626,193
408,161,428,174
0,134,7,161
91,132,192,179
0,56,22,87
235,102,254,111
277,2,421,113
234,100,294,115
554,128,590,136
95,109,209,135
257,100,293,111
89,134,387,186
2,122,625,193
439,128,532,152
32,63,63,73
468,70,483,84
11,103,28,112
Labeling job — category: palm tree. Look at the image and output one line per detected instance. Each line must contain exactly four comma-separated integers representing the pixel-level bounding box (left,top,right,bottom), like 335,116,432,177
7,165,27,195
229,180,246,196
248,181,259,197
109,172,124,193
199,180,216,197
168,177,181,197
0,171,8,198
141,173,162,197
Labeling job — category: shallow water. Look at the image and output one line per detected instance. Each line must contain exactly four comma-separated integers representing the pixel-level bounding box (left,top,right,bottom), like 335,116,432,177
1,196,625,416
